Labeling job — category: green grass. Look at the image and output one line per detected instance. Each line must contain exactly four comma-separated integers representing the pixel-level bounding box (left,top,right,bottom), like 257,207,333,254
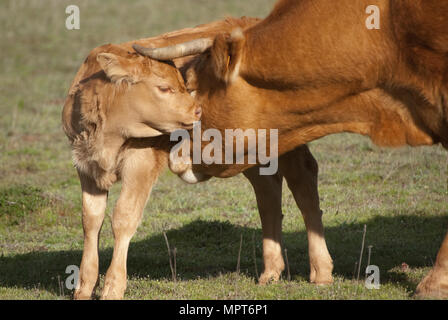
0,0,447,300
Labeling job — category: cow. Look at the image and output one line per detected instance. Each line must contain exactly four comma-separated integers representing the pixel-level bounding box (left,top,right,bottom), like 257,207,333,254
62,17,332,300
133,0,448,297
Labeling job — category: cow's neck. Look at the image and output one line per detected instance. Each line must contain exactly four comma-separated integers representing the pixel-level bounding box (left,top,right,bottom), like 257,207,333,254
197,81,438,178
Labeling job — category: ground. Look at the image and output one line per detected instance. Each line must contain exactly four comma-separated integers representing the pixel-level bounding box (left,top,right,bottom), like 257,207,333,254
0,0,447,300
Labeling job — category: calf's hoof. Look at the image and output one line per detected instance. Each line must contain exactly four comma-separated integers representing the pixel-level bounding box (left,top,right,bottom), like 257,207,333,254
100,289,125,300
73,288,93,300
101,282,126,300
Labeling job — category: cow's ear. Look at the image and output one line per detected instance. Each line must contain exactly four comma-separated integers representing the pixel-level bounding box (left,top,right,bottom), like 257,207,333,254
211,28,245,84
97,53,137,84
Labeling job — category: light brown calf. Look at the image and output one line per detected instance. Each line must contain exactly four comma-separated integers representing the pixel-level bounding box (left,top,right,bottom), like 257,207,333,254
63,44,201,190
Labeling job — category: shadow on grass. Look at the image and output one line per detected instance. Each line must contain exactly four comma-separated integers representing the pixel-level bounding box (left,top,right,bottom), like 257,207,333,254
0,213,447,296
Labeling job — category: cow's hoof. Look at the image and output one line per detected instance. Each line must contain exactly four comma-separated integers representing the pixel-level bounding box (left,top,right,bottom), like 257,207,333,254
258,270,281,285
309,263,334,285
310,274,333,285
310,258,333,285
415,270,448,299
311,277,333,285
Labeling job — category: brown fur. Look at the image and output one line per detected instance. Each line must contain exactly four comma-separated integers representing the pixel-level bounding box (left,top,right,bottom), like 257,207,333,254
64,17,332,300
159,0,448,297
64,0,448,298
182,0,447,180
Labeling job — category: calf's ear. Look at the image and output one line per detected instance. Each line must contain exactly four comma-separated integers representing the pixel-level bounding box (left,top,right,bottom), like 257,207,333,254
211,28,245,84
97,53,137,84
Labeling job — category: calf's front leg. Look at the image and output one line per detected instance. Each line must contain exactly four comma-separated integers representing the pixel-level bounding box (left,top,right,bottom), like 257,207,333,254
101,149,162,300
74,172,108,300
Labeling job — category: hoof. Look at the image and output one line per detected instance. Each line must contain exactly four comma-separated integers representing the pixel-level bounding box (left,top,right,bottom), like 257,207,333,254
259,270,281,285
73,289,93,300
415,272,448,299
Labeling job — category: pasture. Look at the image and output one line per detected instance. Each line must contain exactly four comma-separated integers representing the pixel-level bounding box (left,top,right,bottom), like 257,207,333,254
0,0,447,300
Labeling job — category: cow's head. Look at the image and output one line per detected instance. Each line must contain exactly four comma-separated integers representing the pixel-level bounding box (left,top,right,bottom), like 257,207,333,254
132,32,247,184
133,29,246,97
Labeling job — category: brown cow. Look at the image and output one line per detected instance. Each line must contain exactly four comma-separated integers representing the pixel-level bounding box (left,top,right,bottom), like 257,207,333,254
63,17,332,299
135,0,448,297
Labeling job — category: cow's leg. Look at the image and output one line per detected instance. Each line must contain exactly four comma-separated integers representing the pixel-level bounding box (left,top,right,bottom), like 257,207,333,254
243,167,285,284
101,149,161,300
416,231,448,298
74,172,108,300
279,146,333,284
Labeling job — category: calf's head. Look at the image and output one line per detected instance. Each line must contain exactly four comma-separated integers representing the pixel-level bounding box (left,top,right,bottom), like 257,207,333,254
95,50,201,136
63,44,201,190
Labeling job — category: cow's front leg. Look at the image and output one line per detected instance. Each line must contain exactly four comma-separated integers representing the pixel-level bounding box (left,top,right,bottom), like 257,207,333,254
74,172,108,300
280,146,333,284
244,167,285,284
416,231,448,298
101,150,160,300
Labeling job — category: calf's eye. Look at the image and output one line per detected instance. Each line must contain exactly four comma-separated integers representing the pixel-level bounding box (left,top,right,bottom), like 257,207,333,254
158,86,174,93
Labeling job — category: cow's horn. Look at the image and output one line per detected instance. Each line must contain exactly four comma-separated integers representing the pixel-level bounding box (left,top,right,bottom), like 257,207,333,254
133,38,213,60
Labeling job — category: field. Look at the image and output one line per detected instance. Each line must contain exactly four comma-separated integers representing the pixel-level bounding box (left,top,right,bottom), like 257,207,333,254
0,0,447,300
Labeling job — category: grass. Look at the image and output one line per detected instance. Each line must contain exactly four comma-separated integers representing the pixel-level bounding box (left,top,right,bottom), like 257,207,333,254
0,0,447,300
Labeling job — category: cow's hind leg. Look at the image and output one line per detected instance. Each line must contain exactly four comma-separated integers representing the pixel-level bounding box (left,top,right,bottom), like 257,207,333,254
101,149,163,300
74,172,108,300
244,167,285,284
416,231,448,298
279,146,333,284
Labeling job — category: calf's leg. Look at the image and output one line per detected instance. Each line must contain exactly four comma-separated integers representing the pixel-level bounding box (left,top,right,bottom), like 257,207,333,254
416,231,448,298
101,149,163,300
279,146,333,284
243,167,285,284
74,172,108,300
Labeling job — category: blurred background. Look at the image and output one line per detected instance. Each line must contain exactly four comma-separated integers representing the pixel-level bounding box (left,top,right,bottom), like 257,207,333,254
0,0,446,300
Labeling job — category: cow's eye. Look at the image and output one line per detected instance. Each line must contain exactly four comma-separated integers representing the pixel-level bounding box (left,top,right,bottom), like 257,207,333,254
158,86,173,93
